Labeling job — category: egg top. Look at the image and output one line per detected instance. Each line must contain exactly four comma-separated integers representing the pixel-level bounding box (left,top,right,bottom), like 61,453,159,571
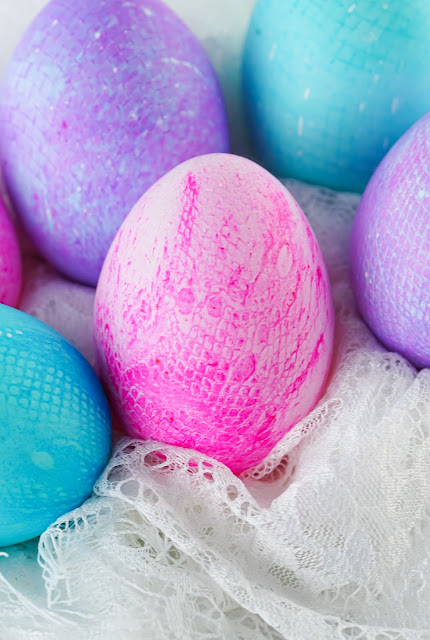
0,304,112,547
0,197,21,307
94,154,334,474
243,0,430,192
350,112,430,369
0,0,229,286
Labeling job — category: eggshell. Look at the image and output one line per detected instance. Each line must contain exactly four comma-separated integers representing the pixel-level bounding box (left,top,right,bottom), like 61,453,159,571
0,0,229,286
0,196,21,307
350,112,430,369
94,154,334,474
242,0,430,192
0,304,111,547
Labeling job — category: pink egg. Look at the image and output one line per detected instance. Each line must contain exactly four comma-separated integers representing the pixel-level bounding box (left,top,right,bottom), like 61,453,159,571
0,196,21,307
94,154,334,473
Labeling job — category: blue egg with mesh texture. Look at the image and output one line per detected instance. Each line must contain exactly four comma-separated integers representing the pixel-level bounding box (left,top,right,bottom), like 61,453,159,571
242,0,430,192
0,304,111,547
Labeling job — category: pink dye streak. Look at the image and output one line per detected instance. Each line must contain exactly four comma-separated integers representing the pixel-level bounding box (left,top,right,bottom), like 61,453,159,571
94,154,334,474
0,197,21,307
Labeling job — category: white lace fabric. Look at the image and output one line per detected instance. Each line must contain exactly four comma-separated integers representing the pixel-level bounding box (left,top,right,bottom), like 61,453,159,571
1,180,429,639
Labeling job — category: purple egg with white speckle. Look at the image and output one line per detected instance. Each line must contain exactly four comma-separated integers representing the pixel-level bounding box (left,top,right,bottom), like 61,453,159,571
350,112,430,369
0,0,229,286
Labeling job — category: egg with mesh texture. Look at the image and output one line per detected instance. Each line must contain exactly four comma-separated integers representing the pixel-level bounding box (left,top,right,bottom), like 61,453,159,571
243,0,430,192
350,111,430,369
0,305,112,547
94,154,334,474
0,0,229,286
0,196,21,307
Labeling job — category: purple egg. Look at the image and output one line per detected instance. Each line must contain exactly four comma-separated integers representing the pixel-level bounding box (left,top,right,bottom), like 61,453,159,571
0,0,229,286
350,112,430,369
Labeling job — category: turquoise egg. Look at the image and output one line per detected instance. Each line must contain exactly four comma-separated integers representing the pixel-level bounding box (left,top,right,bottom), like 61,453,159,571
0,305,111,547
242,0,430,192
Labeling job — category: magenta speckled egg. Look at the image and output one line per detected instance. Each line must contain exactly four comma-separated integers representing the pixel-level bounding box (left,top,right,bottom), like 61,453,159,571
94,154,334,473
0,0,229,286
0,197,21,307
350,112,430,369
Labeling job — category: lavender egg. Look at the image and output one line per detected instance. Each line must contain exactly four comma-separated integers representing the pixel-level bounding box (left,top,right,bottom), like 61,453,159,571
350,112,430,369
0,0,229,286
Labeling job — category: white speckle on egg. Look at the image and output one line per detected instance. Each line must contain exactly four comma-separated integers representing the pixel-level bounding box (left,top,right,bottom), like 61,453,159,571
348,3,356,13
418,190,426,200
359,103,366,112
94,31,101,39
269,43,278,60
143,7,154,16
383,137,390,149
32,451,55,470
113,66,118,73
303,88,310,100
297,150,303,156
391,98,399,114
297,116,304,136
373,74,380,83
160,58,202,77
52,19,59,26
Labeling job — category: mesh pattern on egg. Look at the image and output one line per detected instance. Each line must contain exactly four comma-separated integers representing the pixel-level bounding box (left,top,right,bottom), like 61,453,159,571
94,156,334,473
350,111,430,368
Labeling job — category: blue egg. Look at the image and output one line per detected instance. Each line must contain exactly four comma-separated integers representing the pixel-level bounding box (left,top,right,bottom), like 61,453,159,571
242,0,430,192
0,304,111,547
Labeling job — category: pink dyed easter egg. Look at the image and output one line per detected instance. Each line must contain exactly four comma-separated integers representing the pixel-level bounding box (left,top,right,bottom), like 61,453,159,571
94,154,334,473
0,196,21,306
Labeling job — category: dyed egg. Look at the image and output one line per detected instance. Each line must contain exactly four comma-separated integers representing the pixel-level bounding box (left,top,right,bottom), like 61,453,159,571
0,304,111,547
0,196,21,307
350,112,430,369
0,0,229,286
243,0,430,192
94,154,334,474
